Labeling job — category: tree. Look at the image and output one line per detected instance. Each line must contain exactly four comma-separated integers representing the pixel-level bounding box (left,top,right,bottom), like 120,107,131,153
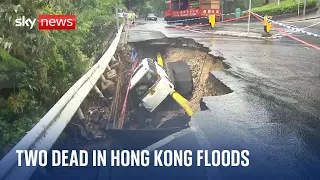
0,0,123,158
126,0,166,15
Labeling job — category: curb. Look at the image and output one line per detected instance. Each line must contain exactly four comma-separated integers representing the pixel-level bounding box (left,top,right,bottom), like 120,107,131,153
283,16,320,23
270,7,319,20
206,31,282,40
227,7,319,23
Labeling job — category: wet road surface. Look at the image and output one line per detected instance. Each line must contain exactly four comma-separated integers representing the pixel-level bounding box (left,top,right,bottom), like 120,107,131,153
122,19,320,179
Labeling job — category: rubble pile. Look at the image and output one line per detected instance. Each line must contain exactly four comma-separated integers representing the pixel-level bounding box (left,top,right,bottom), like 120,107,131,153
64,46,132,143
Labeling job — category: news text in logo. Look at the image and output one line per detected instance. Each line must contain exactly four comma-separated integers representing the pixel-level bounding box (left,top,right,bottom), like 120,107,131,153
38,15,76,30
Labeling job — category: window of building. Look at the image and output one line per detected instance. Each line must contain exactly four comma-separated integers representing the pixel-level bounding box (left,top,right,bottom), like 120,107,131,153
180,0,189,10
166,0,171,10
171,0,179,10
190,0,199,8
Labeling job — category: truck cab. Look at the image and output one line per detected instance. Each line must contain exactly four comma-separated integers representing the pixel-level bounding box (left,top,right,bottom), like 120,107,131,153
164,0,221,23
130,58,175,112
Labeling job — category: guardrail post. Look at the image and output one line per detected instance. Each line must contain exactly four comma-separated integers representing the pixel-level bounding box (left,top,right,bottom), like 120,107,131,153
110,56,120,69
94,85,106,99
116,54,125,67
106,69,117,81
76,108,86,120
110,63,119,69
100,75,115,94
101,74,108,83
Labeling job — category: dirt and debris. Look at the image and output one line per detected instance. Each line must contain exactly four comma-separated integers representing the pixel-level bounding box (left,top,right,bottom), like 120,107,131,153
120,40,227,128
58,38,227,148
56,45,133,146
164,48,225,111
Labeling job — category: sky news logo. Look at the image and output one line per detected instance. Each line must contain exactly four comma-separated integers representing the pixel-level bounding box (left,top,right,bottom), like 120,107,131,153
15,15,76,30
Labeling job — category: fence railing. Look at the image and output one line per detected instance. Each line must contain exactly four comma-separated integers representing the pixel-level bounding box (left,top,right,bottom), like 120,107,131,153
0,23,125,180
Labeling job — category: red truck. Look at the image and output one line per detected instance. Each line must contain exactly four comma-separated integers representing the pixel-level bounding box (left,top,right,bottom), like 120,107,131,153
164,0,221,24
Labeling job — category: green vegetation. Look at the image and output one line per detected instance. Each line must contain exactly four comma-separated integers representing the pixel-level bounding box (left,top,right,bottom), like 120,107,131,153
235,0,267,10
249,0,318,15
0,0,123,158
129,0,166,16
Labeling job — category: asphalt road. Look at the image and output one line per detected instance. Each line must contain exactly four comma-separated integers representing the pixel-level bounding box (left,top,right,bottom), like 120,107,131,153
122,18,320,179
212,17,320,45
32,18,320,180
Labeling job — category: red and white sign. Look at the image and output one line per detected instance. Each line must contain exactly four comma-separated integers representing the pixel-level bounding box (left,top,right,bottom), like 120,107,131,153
170,9,221,18
15,15,76,30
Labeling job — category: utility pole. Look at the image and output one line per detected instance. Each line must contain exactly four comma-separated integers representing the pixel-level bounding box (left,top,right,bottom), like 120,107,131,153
221,0,224,21
115,6,119,30
298,0,300,16
247,0,252,34
303,0,307,15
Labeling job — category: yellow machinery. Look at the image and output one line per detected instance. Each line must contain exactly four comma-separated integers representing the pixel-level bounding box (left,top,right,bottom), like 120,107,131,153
264,16,272,33
170,90,194,117
209,14,216,28
156,52,164,67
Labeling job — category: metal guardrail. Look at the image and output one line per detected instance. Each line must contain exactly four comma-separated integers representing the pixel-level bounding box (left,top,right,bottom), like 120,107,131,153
0,23,125,180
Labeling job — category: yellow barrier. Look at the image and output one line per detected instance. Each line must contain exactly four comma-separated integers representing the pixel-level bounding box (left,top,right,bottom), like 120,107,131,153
170,90,194,117
264,16,272,33
156,52,164,67
209,14,216,28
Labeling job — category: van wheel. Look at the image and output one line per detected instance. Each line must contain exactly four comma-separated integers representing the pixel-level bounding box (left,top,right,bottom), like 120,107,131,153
167,61,193,98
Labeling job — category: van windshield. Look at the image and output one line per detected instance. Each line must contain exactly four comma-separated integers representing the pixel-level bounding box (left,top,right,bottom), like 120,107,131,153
134,70,158,98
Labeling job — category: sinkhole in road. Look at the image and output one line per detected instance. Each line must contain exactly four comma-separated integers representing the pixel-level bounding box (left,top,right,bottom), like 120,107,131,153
50,38,233,155
125,37,232,129
29,38,235,180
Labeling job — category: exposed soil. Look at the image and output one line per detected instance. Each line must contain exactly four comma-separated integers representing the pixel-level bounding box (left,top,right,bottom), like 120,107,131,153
164,48,225,111
57,39,227,146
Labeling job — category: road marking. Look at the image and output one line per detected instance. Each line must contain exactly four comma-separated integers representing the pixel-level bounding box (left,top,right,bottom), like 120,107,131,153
189,118,221,180
144,128,191,151
282,17,320,23
300,21,320,29
285,21,320,35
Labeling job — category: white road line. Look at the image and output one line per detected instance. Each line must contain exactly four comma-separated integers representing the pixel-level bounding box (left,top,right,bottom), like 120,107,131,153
285,21,320,34
189,119,221,180
282,17,320,23
301,21,320,29
144,128,191,151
